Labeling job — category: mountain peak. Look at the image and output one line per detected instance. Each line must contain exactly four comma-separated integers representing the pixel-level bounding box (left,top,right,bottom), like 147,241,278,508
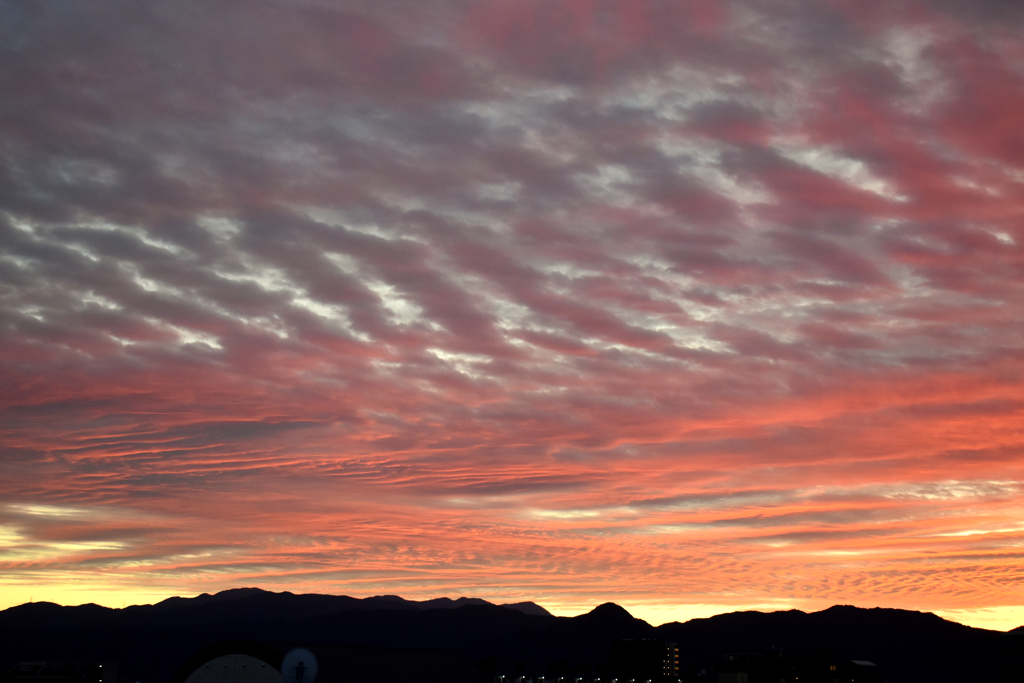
210,587,270,601
593,602,630,618
584,602,636,620
501,601,552,617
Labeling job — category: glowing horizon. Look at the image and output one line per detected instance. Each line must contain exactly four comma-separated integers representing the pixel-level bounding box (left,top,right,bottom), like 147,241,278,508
2,0,1024,635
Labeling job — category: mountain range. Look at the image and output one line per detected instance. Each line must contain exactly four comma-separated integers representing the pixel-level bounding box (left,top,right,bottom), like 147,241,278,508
1,589,1021,683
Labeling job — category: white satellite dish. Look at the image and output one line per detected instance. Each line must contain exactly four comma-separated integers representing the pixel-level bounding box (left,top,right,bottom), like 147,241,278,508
281,648,318,683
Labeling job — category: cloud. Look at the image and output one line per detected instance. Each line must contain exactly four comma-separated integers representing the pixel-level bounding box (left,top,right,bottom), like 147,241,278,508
2,0,1024,627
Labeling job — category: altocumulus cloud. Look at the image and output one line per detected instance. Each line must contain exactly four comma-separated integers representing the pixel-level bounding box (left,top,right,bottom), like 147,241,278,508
2,0,1024,628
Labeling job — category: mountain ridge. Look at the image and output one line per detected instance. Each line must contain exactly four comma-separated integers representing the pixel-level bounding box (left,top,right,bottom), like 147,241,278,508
0,588,552,621
1,589,1021,683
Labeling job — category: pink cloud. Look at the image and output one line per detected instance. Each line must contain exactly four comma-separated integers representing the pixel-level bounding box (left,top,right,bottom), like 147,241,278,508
3,0,1024,625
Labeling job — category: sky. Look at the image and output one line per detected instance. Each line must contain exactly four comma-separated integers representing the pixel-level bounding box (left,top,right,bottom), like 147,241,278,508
2,0,1024,631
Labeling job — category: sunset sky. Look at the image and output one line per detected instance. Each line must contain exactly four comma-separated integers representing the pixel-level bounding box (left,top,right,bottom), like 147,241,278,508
3,0,1024,631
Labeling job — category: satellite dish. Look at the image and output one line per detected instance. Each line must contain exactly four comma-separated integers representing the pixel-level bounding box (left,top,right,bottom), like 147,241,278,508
281,648,318,683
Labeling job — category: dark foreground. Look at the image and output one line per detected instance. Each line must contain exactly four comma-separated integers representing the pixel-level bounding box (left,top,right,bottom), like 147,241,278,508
1,589,1022,683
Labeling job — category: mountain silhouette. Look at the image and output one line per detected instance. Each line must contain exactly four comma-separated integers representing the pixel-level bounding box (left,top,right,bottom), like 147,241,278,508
1,590,1021,683
657,604,1023,683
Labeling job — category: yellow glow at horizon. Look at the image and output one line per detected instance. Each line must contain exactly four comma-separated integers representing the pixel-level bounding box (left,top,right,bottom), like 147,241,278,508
935,607,1024,632
0,584,176,611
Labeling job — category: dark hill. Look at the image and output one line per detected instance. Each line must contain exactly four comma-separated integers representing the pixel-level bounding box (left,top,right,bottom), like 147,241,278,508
0,590,1019,683
0,590,554,683
656,604,1016,683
